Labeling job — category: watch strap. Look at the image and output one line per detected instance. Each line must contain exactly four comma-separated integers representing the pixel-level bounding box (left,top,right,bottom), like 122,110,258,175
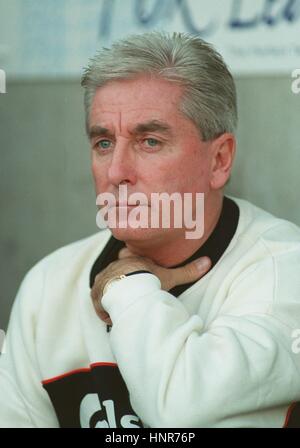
125,270,152,277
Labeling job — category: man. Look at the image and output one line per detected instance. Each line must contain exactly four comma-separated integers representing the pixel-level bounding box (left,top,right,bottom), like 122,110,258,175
1,31,300,428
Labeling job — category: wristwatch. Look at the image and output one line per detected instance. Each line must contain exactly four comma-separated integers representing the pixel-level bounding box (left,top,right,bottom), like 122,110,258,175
102,274,127,296
102,270,152,296
101,270,152,332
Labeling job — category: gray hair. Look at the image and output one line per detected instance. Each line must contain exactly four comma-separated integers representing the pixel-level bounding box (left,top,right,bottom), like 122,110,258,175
81,31,237,141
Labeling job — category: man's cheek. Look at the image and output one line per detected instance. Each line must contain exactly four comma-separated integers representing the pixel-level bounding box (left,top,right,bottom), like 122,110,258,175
91,165,108,190
153,165,182,190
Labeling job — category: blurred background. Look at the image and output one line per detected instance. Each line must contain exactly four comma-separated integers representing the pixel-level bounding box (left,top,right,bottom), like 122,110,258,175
0,0,300,332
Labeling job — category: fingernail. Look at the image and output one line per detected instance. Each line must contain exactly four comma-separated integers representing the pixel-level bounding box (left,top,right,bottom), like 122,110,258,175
196,258,211,270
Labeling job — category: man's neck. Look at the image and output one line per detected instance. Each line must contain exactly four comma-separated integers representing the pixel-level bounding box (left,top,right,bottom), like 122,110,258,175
125,193,224,267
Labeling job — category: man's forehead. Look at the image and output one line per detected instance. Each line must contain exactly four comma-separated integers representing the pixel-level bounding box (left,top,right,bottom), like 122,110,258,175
91,100,179,118
92,106,166,117
92,106,169,123
89,102,181,134
88,78,195,137
90,76,184,115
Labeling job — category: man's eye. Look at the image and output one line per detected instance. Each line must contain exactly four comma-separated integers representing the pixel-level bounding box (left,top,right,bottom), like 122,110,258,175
97,140,112,150
143,138,160,148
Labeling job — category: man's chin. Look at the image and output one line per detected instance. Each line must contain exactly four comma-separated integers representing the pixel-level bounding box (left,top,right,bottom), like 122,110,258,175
108,225,174,243
109,226,158,241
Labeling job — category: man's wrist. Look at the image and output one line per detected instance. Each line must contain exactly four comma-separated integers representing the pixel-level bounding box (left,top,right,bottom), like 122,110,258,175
102,274,127,296
102,272,161,327
102,270,153,296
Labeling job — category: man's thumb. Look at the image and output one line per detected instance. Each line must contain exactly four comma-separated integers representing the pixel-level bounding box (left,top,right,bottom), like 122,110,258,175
170,257,211,287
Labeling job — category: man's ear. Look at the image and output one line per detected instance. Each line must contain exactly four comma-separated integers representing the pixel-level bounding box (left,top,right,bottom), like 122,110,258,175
209,133,236,190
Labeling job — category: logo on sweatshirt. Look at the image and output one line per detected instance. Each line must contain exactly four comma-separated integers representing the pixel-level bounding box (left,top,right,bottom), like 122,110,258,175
79,393,141,428
42,363,145,428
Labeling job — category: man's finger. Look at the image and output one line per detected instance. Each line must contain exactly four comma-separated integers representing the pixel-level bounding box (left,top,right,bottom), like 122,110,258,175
170,257,211,288
91,287,111,323
100,312,112,326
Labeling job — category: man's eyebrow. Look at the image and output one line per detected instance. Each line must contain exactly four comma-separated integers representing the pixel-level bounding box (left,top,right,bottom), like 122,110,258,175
88,125,114,140
88,120,173,140
132,120,173,136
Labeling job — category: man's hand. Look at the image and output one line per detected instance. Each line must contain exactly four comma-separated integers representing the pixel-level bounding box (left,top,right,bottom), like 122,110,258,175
90,248,211,326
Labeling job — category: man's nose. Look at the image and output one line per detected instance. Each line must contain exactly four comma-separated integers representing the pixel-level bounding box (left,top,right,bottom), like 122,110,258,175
107,138,137,186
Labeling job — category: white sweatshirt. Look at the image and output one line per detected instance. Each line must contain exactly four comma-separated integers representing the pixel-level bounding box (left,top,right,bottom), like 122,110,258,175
1,196,300,428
